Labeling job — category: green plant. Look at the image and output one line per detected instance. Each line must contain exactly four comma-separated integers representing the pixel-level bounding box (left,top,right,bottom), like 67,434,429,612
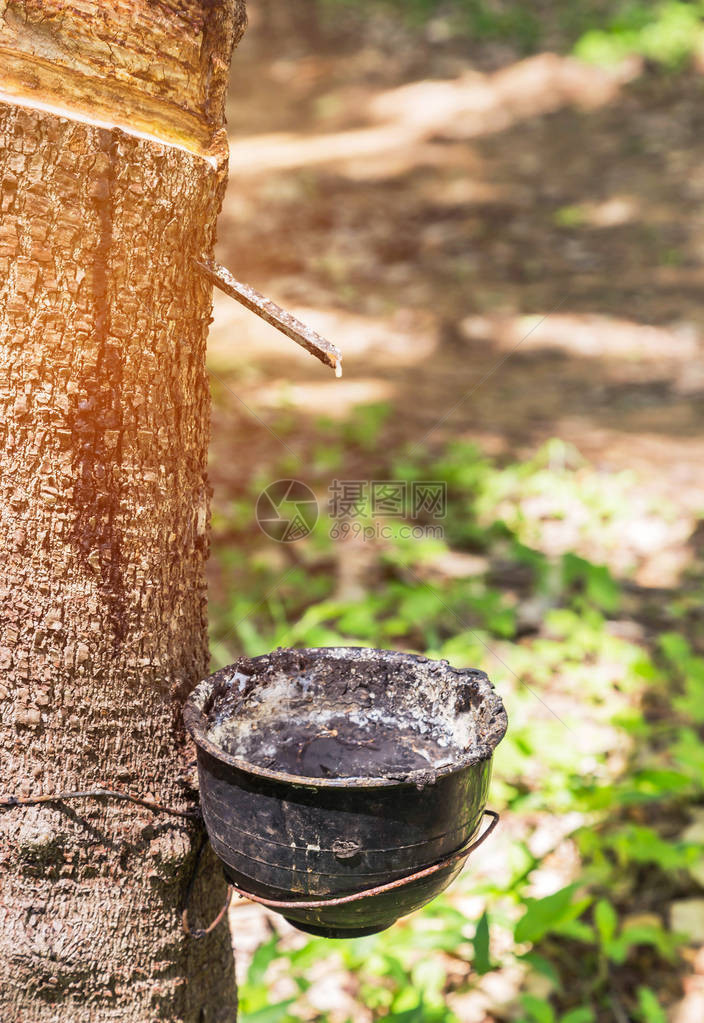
518,996,595,1023
574,1,704,69
210,407,702,1020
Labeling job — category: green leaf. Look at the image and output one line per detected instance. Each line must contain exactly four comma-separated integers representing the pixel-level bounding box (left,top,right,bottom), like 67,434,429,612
246,934,280,988
239,999,296,1023
520,994,556,1023
472,911,493,975
636,987,667,1023
619,922,679,962
519,952,561,987
594,900,618,944
659,631,691,665
384,997,458,1023
515,885,588,945
605,824,701,871
560,1009,595,1023
411,957,447,1003
557,920,596,945
561,554,620,613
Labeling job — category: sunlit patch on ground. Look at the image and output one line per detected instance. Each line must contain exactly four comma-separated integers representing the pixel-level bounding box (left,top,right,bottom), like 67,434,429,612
460,312,699,365
251,377,395,416
227,55,639,181
209,291,439,372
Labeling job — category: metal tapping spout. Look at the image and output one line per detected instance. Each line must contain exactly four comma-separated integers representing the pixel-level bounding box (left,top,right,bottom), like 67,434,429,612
196,259,343,375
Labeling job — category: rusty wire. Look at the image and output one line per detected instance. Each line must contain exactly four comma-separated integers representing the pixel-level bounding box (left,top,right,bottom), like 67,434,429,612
1,786,228,941
2,789,498,938
185,809,498,935
181,834,234,940
229,809,499,911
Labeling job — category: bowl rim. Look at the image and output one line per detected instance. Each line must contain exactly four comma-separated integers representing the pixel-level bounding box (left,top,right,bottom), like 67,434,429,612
183,646,508,790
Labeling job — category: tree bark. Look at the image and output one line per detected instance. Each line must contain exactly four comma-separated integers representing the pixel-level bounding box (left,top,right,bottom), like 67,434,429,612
0,3,246,1020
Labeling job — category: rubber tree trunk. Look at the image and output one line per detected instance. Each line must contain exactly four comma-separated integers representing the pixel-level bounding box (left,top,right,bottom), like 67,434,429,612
0,3,247,1020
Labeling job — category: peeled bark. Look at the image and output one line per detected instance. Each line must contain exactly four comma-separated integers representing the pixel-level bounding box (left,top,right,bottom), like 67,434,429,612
0,3,246,1020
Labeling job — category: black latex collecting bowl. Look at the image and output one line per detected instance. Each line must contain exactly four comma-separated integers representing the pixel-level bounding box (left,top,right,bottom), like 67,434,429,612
184,647,507,938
